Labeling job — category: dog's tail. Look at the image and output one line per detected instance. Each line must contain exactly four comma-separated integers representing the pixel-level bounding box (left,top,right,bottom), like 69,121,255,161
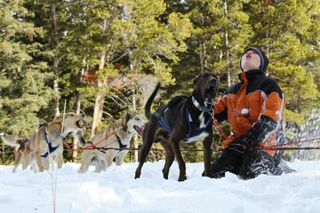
0,133,18,146
145,82,160,120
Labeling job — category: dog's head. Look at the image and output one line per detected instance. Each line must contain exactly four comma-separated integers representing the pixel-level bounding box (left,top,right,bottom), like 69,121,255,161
53,112,87,147
122,112,145,135
193,71,220,107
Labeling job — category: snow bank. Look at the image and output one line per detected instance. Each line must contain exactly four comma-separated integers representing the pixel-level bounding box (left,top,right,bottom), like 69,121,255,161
0,160,319,213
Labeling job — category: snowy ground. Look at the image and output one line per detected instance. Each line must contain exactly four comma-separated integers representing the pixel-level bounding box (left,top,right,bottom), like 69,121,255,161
0,160,320,213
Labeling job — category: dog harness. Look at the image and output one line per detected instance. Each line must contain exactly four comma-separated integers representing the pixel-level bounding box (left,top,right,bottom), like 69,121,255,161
92,131,128,154
115,133,127,151
41,128,60,158
185,108,212,140
158,107,212,141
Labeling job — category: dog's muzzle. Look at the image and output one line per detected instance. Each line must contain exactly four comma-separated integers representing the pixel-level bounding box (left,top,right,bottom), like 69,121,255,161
205,79,218,99
134,124,145,136
206,79,218,93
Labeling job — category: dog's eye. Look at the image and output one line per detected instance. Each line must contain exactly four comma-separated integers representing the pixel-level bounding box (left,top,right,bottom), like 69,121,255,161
135,117,140,121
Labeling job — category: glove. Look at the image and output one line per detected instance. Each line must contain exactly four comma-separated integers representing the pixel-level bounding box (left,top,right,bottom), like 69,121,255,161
228,131,257,154
228,115,277,153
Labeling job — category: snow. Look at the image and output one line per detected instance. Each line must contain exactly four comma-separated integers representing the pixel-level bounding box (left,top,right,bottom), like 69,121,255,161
0,160,320,213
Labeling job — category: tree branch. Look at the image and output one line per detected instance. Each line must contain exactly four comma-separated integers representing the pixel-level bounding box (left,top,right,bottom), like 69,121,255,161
110,51,129,64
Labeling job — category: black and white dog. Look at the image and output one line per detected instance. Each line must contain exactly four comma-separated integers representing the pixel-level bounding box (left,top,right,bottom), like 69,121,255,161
135,72,219,181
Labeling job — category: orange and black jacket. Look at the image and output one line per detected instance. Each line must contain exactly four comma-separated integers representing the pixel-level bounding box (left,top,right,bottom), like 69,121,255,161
214,70,285,156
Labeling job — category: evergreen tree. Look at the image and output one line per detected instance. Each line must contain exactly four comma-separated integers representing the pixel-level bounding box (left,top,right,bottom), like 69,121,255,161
245,0,320,125
0,0,54,137
165,0,252,96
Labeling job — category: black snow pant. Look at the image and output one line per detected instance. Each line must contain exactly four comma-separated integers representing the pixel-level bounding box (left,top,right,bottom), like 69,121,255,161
209,148,283,180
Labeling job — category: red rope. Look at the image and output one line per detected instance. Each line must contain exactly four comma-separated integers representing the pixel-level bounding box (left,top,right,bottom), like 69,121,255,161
92,130,117,147
262,146,320,151
262,136,320,150
211,115,227,139
209,111,320,152
61,123,320,153
63,130,118,152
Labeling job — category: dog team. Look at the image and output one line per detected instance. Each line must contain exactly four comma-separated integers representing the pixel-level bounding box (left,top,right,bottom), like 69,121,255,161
0,112,145,174
0,71,219,179
0,46,294,181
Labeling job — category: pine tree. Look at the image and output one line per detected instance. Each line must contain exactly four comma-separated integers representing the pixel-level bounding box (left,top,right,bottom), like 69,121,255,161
165,0,252,95
0,0,54,137
245,0,320,125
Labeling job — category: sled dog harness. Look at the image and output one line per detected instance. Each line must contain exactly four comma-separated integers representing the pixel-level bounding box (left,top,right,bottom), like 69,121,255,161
115,133,127,151
41,128,60,158
158,96,212,141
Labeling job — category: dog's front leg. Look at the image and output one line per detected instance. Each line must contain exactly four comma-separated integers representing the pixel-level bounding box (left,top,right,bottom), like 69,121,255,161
115,150,128,166
202,135,213,177
21,149,30,171
79,150,92,173
13,150,22,173
34,151,44,172
105,151,114,169
170,134,186,182
57,153,64,169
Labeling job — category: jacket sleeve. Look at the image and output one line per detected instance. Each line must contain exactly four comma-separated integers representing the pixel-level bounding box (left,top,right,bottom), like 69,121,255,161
260,81,285,123
213,95,228,122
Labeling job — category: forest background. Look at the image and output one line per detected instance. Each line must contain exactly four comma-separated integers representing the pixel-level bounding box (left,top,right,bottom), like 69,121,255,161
1,0,319,164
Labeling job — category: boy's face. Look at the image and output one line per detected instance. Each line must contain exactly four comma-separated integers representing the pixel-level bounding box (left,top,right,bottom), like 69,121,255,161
241,50,261,72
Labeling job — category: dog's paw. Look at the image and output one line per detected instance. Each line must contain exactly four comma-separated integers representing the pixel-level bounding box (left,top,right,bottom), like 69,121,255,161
134,171,141,179
178,175,187,182
202,170,210,177
162,168,169,179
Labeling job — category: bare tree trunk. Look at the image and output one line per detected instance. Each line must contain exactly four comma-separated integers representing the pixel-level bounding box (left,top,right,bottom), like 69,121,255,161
51,1,60,116
91,50,107,137
200,40,207,72
265,30,271,76
128,50,139,162
91,18,108,137
197,1,207,73
73,91,81,161
54,80,60,117
132,93,139,162
223,0,231,87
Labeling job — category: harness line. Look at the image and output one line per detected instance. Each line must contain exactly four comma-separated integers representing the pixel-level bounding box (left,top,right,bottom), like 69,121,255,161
210,114,227,139
65,135,320,152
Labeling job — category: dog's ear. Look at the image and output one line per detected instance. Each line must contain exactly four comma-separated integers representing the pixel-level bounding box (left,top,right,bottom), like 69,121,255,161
215,75,220,89
213,74,220,82
122,112,131,129
125,112,131,123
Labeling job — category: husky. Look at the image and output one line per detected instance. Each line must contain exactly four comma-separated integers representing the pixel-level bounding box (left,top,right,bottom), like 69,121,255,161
1,113,86,172
79,112,145,173
0,133,31,172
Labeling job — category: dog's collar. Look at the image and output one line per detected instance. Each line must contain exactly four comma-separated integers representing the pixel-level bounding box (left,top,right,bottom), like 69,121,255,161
192,96,213,113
